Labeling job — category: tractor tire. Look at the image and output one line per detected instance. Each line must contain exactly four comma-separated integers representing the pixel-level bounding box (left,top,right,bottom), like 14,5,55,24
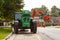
31,26,33,32
30,19,37,33
14,27,18,34
33,23,37,33
30,19,33,32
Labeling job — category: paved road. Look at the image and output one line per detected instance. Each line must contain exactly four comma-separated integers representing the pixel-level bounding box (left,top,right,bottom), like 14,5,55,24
7,26,60,40
38,27,60,40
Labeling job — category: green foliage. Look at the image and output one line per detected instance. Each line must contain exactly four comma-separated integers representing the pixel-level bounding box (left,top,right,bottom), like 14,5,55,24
51,6,57,13
0,0,4,10
0,0,24,21
51,5,60,17
46,23,51,26
39,5,48,14
51,13,58,17
35,14,43,19
35,14,40,17
52,24,57,26
0,28,11,40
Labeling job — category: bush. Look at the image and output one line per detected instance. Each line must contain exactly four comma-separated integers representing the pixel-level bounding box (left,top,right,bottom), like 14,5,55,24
52,24,57,26
46,23,51,26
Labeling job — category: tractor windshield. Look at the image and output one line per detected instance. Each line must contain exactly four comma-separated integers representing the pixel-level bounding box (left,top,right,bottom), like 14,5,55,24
15,12,21,20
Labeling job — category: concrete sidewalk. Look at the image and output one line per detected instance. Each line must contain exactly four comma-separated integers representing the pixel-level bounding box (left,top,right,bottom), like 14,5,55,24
7,29,42,40
7,34,42,40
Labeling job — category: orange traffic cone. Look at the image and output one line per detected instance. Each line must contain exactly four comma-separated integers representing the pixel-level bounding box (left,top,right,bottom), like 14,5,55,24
43,25,46,28
43,22,46,28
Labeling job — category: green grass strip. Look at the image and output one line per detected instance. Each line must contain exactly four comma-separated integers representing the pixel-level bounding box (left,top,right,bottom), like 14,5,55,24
0,28,11,40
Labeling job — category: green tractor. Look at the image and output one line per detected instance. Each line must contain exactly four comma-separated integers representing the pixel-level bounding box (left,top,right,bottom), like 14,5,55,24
14,10,37,34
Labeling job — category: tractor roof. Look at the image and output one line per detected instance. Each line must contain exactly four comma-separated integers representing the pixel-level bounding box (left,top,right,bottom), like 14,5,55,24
22,10,31,17
22,10,31,14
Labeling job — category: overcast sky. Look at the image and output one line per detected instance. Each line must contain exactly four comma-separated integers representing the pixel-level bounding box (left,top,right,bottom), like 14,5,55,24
23,0,60,11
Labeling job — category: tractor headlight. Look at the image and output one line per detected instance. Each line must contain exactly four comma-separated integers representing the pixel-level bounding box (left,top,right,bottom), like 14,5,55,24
14,20,19,23
14,20,19,26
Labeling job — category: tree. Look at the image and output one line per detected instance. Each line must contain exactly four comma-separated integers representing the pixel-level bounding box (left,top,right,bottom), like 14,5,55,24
51,5,60,17
0,0,4,10
50,13,58,17
2,0,24,21
39,5,48,14
0,0,4,20
51,6,57,13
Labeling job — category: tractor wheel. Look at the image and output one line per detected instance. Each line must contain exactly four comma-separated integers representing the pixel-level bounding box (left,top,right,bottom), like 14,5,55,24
33,23,37,33
30,19,33,32
30,20,37,33
14,27,18,34
31,26,33,32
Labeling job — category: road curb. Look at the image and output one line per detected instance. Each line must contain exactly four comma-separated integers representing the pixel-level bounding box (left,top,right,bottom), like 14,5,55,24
3,32,13,40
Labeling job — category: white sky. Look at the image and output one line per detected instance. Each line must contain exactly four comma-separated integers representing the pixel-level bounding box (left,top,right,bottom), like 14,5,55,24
23,0,60,11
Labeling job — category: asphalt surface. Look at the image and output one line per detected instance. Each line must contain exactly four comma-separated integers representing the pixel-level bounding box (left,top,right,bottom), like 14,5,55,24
38,27,60,40
7,26,60,40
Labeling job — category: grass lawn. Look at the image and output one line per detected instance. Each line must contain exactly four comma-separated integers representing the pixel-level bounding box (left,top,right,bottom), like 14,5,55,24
0,28,12,40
